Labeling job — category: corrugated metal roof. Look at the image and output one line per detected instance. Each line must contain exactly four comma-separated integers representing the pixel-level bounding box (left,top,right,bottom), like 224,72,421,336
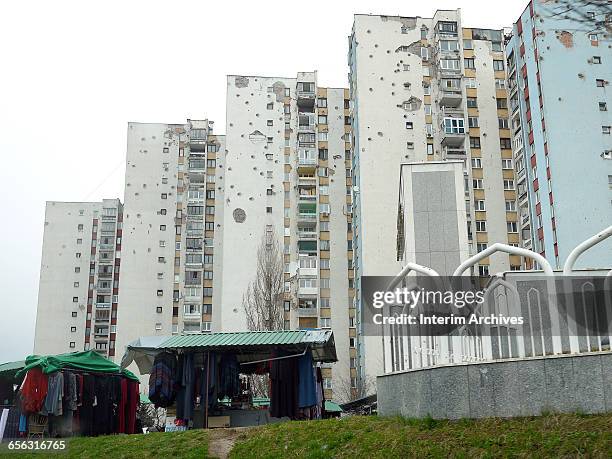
0,360,25,374
159,330,309,349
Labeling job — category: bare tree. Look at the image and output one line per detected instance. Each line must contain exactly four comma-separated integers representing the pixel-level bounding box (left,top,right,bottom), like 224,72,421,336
333,370,376,405
242,228,286,331
242,228,286,398
542,0,611,35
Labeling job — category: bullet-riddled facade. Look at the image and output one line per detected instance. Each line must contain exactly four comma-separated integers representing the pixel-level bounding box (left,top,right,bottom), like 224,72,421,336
220,73,356,400
506,1,612,269
348,11,520,380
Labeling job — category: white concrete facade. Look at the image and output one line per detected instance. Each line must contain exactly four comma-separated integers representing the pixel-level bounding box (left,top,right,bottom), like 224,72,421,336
221,73,356,401
349,11,518,382
35,199,123,357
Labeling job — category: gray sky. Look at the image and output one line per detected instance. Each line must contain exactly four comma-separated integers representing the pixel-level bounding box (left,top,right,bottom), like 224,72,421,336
0,0,526,363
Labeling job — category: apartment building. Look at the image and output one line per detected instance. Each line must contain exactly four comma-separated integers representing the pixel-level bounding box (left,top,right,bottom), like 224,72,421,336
348,10,520,380
114,121,225,361
220,72,356,400
34,199,123,357
506,1,612,269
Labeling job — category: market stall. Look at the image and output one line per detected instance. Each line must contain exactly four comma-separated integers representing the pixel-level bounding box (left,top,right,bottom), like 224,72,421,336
12,350,140,438
121,329,337,429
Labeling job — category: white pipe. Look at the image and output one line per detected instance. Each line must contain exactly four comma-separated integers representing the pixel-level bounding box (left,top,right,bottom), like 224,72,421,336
562,225,612,275
452,243,554,277
387,262,440,291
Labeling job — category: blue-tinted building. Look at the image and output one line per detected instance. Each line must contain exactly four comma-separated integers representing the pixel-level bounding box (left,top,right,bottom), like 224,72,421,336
506,1,611,269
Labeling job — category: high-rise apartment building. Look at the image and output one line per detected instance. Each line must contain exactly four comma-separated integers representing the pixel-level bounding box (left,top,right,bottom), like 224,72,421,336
220,73,356,400
506,1,612,269
34,199,123,357
348,10,520,379
114,120,226,360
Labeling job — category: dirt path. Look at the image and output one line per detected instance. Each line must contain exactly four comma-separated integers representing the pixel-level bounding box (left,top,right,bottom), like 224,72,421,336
208,427,249,459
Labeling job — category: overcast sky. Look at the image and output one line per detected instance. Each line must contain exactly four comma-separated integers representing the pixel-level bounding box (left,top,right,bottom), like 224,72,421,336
0,0,526,363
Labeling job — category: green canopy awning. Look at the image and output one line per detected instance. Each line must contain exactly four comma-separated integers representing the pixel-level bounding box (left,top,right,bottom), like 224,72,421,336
325,401,343,413
0,361,25,375
16,350,138,381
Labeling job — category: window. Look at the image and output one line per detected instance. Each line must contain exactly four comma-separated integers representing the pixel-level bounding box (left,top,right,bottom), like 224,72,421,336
160,224,166,231
323,378,332,389
507,221,518,233
471,158,482,168
73,281,79,288
496,98,508,109
424,104,431,115
443,117,465,134
495,79,506,89
502,159,513,169
479,265,490,276
426,124,433,136
74,267,80,273
464,58,475,69
589,34,598,42
320,318,331,329
464,78,477,88
440,59,460,70
600,102,608,111
505,200,516,211
317,98,327,108
473,179,483,189
317,132,328,141
72,296,79,303
427,144,434,155
593,56,601,64
467,97,478,108
440,40,459,52
470,137,481,149
71,311,77,317
158,256,166,263
438,21,457,34
441,78,461,90
596,79,605,87
493,60,505,71
468,117,479,128
476,221,486,232
405,121,413,129
267,102,273,110
157,289,163,297
159,209,167,215
500,138,512,149
474,200,486,211
156,306,163,314
503,179,515,190
477,243,487,252
498,118,509,129
76,252,81,259
603,126,611,135
266,206,272,214
318,115,327,124
78,224,84,231
463,39,473,49
69,342,76,348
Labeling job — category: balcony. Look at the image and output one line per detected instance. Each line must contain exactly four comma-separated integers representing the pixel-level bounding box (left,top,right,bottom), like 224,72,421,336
298,175,317,186
183,312,201,321
95,302,111,309
298,114,316,133
439,90,462,107
521,213,531,227
298,306,318,317
297,82,316,109
298,285,318,296
444,147,466,158
298,231,318,240
297,213,317,223
441,130,466,147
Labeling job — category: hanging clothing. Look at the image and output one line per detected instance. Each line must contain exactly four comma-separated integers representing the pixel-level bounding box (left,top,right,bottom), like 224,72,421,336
269,351,299,419
149,352,177,408
117,378,128,434
63,371,78,412
218,354,240,399
200,353,218,409
43,372,64,417
176,353,195,421
297,352,317,409
20,368,48,414
79,374,95,436
125,380,139,434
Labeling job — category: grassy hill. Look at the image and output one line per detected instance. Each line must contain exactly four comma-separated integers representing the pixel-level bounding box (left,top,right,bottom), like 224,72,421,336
1,413,610,458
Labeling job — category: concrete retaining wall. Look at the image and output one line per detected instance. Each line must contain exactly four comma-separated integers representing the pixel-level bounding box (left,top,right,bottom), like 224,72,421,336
377,351,612,419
